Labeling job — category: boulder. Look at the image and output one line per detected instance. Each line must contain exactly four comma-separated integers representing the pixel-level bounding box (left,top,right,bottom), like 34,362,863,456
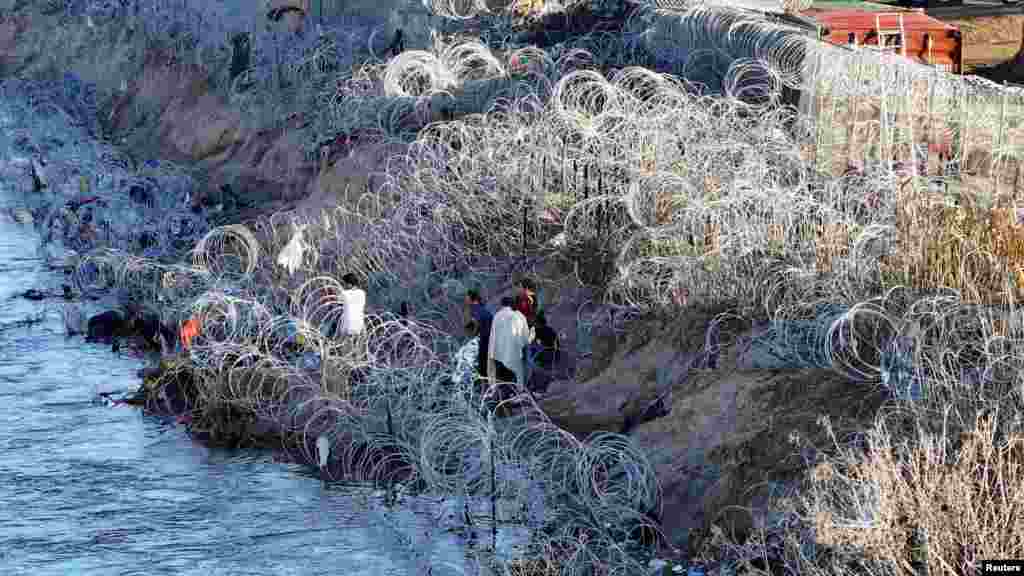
128,184,154,207
86,310,127,343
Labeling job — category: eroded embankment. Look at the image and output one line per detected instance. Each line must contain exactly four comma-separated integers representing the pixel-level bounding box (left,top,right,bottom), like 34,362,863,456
0,9,413,222
0,75,211,334
0,7,899,566
0,50,691,567
135,303,892,558
538,309,891,555
100,47,409,220
135,360,419,487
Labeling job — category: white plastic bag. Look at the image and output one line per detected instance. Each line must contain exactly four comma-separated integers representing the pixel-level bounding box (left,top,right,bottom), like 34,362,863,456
316,434,330,469
276,223,308,276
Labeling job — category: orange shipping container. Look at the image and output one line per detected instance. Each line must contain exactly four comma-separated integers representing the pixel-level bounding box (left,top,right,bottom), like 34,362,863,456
803,9,962,73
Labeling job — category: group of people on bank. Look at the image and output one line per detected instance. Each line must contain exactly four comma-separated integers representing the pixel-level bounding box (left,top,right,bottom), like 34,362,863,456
331,273,560,394
466,277,560,393
178,272,559,396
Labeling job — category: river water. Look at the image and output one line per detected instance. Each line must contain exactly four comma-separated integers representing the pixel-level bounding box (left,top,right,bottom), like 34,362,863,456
0,93,487,576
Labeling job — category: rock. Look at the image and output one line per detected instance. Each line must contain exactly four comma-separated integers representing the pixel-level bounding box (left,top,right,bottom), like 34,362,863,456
12,207,32,224
30,158,47,191
128,184,154,207
20,288,47,301
229,33,251,85
57,208,79,235
137,230,158,250
86,310,127,343
45,244,79,270
130,310,176,351
77,222,98,245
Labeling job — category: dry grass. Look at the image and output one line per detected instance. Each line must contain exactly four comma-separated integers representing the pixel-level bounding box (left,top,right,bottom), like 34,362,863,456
24,2,1024,572
885,182,1024,301
949,15,1024,72
692,379,1024,574
812,413,1024,573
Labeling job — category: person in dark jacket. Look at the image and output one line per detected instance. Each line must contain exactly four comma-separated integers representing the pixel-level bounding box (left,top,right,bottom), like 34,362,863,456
531,311,559,368
526,311,559,393
465,289,493,379
387,28,404,57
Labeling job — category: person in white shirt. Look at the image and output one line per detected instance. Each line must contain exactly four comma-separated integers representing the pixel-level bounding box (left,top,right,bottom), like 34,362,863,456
338,272,366,337
488,296,533,387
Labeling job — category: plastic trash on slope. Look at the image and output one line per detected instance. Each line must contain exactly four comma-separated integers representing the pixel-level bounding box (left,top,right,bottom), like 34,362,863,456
276,223,308,276
450,337,478,386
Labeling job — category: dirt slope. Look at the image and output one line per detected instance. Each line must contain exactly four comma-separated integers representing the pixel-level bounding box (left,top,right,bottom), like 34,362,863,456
541,311,889,554
3,8,893,557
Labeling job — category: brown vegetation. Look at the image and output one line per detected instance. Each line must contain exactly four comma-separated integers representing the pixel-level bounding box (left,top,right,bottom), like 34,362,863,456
949,15,1024,73
10,3,1024,571
811,414,1024,573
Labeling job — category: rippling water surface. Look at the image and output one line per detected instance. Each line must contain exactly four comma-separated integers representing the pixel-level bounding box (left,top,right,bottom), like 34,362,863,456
0,105,481,576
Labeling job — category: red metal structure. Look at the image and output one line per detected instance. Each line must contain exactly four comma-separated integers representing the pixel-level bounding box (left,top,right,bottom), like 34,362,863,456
803,9,963,73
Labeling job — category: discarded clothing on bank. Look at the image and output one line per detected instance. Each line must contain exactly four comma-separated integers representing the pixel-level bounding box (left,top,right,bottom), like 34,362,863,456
180,317,201,349
276,223,308,276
